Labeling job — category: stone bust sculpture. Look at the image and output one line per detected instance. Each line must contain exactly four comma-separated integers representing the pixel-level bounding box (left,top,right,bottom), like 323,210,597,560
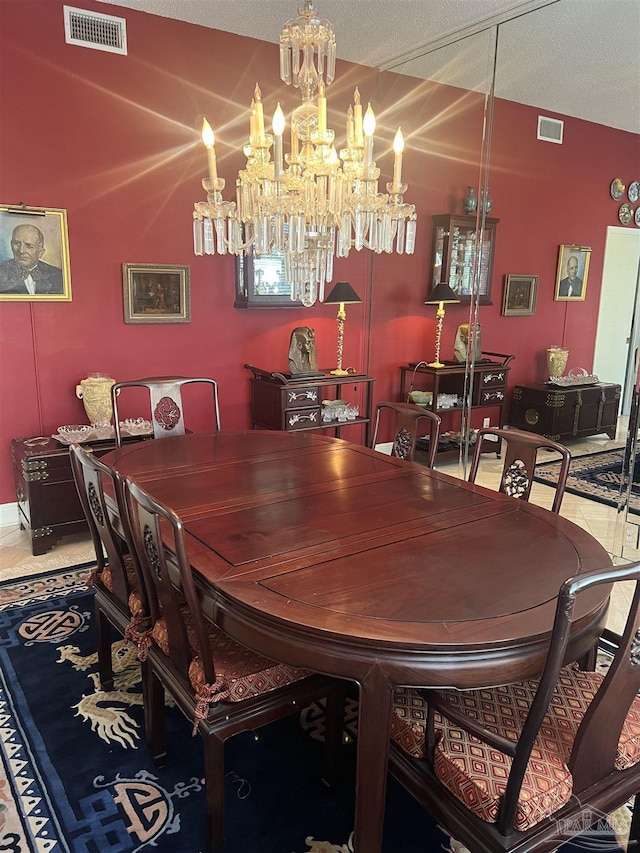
454,322,482,363
288,326,319,375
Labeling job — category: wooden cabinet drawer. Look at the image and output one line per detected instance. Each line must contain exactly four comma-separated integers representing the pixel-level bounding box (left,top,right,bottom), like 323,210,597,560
478,387,506,406
286,386,320,408
285,408,321,430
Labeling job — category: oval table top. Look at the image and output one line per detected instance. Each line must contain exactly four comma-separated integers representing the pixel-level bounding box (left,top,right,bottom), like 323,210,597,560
104,430,610,683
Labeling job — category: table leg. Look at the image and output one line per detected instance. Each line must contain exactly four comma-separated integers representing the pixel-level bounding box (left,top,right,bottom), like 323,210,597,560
352,666,393,853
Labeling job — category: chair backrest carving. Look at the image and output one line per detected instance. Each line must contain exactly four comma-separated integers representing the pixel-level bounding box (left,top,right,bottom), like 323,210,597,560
111,376,221,447
372,402,442,468
468,426,570,512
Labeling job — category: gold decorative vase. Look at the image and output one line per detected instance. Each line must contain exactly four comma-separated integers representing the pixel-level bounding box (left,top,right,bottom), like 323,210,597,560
546,347,569,379
76,373,116,425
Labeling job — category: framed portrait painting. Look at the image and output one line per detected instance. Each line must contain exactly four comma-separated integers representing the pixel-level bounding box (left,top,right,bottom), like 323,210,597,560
0,205,71,301
123,263,190,323
502,274,538,316
554,244,591,301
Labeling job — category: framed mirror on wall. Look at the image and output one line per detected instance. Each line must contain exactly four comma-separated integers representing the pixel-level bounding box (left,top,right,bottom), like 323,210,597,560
234,247,303,308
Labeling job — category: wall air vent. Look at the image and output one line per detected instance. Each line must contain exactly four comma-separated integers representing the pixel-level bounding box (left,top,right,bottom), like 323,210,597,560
537,116,563,144
63,5,127,55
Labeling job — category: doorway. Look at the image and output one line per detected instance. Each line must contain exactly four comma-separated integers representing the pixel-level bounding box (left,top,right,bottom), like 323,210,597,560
593,226,640,415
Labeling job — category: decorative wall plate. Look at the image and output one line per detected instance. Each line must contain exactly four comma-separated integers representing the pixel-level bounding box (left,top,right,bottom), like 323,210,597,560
610,177,625,200
629,181,640,203
636,207,640,227
619,203,633,225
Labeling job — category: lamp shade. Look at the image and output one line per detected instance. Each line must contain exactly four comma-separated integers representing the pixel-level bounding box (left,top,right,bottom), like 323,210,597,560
425,282,460,305
325,281,362,305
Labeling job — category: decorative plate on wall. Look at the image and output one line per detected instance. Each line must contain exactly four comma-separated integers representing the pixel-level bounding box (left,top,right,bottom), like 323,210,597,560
619,203,633,225
610,177,625,200
628,181,640,203
635,207,640,227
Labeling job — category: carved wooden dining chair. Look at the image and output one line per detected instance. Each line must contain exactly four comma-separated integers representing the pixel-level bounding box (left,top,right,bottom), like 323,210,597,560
389,560,640,853
124,475,345,852
468,427,571,513
111,376,221,447
371,402,442,468
70,444,152,690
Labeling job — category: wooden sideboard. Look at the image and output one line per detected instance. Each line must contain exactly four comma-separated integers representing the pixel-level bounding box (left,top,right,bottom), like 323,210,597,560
11,435,143,555
245,364,375,446
509,382,621,442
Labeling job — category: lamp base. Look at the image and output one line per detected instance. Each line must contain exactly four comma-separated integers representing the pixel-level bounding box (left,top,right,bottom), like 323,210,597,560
427,360,446,368
329,368,351,376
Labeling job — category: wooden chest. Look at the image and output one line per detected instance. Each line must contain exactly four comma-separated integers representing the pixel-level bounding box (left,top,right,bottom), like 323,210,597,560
11,435,139,556
509,382,621,442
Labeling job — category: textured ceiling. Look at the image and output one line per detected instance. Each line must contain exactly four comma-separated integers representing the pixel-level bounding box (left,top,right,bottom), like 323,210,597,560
103,0,639,134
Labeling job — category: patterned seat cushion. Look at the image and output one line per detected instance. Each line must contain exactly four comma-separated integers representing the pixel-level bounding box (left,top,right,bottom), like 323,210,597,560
98,554,145,616
391,665,640,832
151,604,310,704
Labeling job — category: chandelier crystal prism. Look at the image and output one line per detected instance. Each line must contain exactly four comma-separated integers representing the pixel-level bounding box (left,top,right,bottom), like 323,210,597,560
193,0,417,307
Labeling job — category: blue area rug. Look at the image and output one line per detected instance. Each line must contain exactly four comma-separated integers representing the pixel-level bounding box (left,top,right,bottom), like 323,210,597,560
534,448,639,515
0,566,630,852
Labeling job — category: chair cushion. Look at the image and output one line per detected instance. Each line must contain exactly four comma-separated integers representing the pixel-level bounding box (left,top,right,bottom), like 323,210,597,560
98,554,145,616
151,605,310,704
391,665,640,832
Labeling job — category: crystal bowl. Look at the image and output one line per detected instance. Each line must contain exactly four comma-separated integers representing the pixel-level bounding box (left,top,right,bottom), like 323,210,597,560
57,424,95,443
120,418,152,435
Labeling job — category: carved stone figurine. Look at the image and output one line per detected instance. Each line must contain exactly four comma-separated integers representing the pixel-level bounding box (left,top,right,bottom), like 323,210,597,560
288,326,319,375
454,323,482,363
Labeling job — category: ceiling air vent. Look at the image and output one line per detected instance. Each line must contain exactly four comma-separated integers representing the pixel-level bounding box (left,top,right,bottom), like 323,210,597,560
537,116,563,144
63,5,127,55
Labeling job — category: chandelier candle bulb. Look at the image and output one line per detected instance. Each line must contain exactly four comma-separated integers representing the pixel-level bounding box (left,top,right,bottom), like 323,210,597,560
249,101,257,143
345,105,355,148
254,84,265,141
353,87,363,146
363,104,375,172
318,80,327,135
392,127,404,189
201,118,218,183
272,103,285,181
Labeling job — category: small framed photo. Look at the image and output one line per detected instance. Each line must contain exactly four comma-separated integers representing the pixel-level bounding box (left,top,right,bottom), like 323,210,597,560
554,245,591,301
0,205,71,301
122,263,190,323
501,274,538,316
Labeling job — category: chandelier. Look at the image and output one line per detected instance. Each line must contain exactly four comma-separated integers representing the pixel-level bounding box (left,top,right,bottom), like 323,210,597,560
192,0,416,307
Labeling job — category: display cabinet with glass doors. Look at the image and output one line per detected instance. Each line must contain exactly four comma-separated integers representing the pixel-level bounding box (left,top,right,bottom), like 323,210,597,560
431,214,499,304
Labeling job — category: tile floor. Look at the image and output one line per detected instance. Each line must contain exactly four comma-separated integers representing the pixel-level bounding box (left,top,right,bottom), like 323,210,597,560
0,422,635,634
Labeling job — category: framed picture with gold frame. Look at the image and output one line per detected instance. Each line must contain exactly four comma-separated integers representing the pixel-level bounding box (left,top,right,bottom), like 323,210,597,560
502,274,538,316
554,244,591,301
123,263,190,323
0,205,71,301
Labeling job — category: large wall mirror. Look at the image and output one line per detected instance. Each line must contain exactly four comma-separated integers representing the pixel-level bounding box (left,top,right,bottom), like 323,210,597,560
496,3,640,559
380,0,639,558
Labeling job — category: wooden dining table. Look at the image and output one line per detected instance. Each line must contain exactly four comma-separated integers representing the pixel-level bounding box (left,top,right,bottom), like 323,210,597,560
102,430,612,853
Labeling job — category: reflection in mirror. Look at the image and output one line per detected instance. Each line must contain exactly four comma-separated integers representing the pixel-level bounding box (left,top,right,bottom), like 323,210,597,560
496,2,640,544
380,27,498,474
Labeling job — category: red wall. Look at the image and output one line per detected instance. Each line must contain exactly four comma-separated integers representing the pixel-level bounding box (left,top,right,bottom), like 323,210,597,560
0,0,638,505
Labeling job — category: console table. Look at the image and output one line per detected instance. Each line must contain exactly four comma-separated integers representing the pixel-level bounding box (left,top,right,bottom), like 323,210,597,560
399,353,514,458
509,382,621,442
244,364,375,446
11,434,143,555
